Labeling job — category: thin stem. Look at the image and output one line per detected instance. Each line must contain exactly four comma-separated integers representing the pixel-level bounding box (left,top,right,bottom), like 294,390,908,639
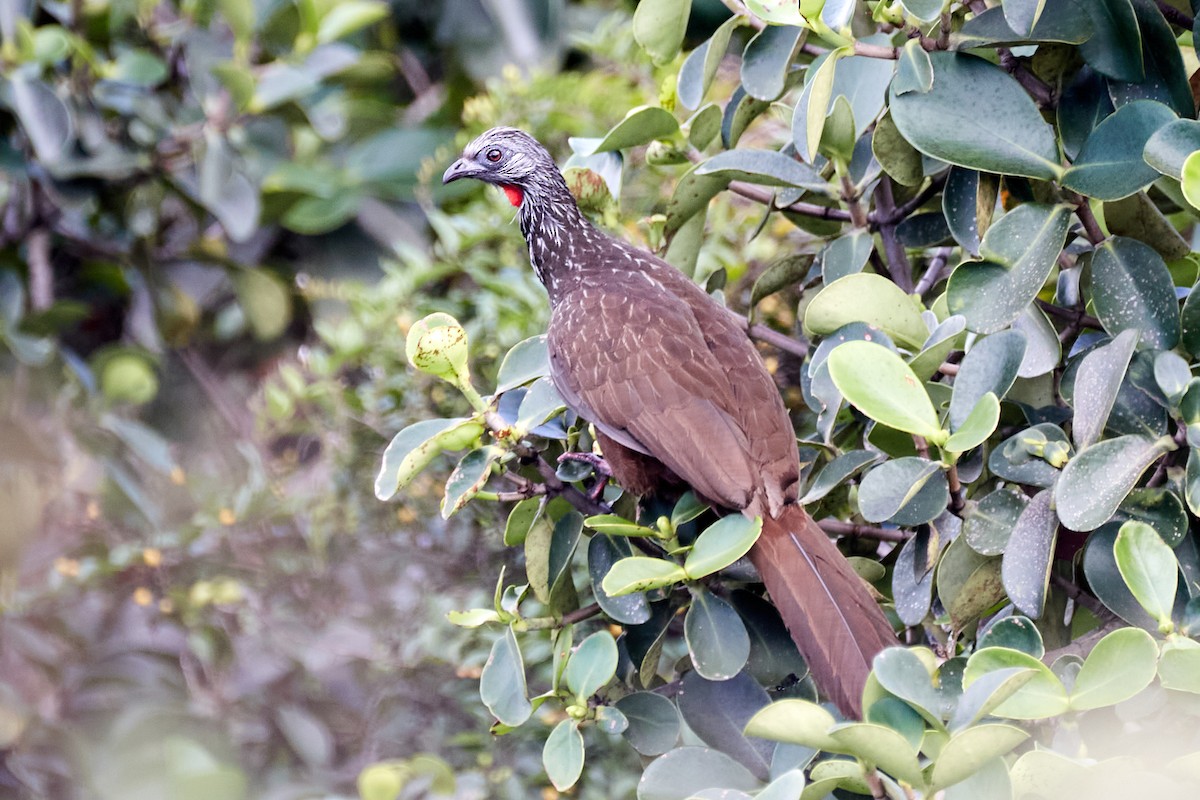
727,180,854,223
819,519,910,543
1041,618,1124,665
875,175,913,291
865,769,888,800
1074,198,1106,245
854,41,899,59
1037,299,1101,331
717,0,766,29
1157,0,1193,27
998,48,1054,109
876,173,948,227
1050,573,1110,619
840,171,869,229
912,434,930,460
914,246,953,297
946,463,965,512
521,602,604,630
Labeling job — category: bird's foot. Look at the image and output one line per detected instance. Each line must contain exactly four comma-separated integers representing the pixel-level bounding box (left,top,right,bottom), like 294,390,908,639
558,452,612,500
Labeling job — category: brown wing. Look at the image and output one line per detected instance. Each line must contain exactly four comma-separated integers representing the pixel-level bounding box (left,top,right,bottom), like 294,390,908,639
547,259,799,513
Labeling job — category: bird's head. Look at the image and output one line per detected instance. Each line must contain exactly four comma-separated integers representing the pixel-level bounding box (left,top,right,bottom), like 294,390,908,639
441,127,560,208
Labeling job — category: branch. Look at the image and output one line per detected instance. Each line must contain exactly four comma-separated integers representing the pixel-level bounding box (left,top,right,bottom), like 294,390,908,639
727,180,854,223
27,228,53,311
998,48,1054,109
1156,0,1193,27
872,173,947,228
717,0,766,29
818,518,910,543
1050,573,1111,620
840,172,868,229
1073,198,1106,245
914,246,953,297
1041,618,1125,665
874,176,913,291
1036,299,1101,331
854,41,899,59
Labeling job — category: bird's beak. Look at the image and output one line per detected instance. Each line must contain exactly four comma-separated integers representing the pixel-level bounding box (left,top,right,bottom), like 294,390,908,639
442,157,484,184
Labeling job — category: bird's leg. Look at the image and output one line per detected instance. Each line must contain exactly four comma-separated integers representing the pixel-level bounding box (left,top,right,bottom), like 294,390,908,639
557,452,613,500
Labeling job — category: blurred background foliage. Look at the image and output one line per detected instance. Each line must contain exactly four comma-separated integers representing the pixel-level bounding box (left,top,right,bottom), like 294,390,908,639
0,0,761,797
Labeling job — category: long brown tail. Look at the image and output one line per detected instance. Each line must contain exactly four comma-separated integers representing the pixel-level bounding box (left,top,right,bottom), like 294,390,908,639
748,504,897,718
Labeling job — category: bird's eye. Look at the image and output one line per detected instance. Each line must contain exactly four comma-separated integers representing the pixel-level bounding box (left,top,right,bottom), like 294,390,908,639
486,148,503,163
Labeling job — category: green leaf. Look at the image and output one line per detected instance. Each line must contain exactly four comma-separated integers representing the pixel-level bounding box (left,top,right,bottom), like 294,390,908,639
1000,490,1058,618
495,335,548,393
949,667,1039,730
480,628,533,726
944,393,1000,454
1061,101,1177,201
282,192,359,235
695,149,827,192
505,498,543,547
1071,329,1139,449
374,418,483,500
602,557,687,596
946,203,1071,333
441,446,501,518
11,75,71,164
889,52,1062,180
828,723,924,785
565,630,618,699
1113,520,1179,629
316,0,388,43
858,457,949,525
797,47,847,161
543,719,584,792
589,535,652,625
665,163,729,236
1003,0,1047,35
805,273,930,350
949,331,1026,431
637,747,761,800
827,341,943,441
1116,487,1188,547
633,0,691,63
741,24,804,101
743,699,838,750
617,692,681,756
873,111,925,187
1055,435,1175,531
899,0,944,22
820,231,874,284
685,588,751,680
585,106,682,155
744,0,807,25
585,514,661,538
233,270,291,342
756,771,807,800
930,725,1030,792
676,670,771,779
1182,150,1200,211
446,608,501,628
1143,118,1200,179
684,103,723,150
954,0,1093,46
1103,192,1191,262
1068,626,1158,710
1157,638,1200,693
893,38,933,95
937,536,1006,630
871,647,944,726
1078,0,1143,82
684,515,762,579
750,255,814,309
800,450,881,504
963,648,1068,719
1082,523,1159,628
942,168,999,257
730,590,808,686
677,15,741,109
965,488,1028,556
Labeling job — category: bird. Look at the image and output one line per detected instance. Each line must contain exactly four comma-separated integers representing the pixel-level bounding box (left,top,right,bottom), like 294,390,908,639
443,127,897,718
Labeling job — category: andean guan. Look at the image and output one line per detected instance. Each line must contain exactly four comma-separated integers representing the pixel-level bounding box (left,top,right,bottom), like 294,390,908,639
443,127,897,718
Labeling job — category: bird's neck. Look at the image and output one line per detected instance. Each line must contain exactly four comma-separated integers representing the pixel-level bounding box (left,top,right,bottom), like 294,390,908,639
516,174,599,303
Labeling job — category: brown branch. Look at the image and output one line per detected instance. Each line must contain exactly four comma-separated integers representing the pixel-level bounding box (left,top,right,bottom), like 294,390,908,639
717,0,766,29
27,228,53,311
818,518,910,543
1051,573,1111,619
914,247,953,297
854,42,899,59
873,173,947,227
1156,0,1193,27
727,180,854,223
947,464,965,512
875,176,913,291
997,48,1054,109
1073,198,1106,245
841,173,869,229
1041,618,1125,665
1037,299,1101,331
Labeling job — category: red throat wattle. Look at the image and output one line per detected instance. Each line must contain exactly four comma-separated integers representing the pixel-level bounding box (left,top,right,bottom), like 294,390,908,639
501,185,524,207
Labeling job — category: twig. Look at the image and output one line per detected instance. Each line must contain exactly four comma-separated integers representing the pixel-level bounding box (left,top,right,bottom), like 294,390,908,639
875,176,913,291
1036,299,1101,331
1073,198,1106,245
938,362,959,376
876,173,947,227
27,228,53,310
534,457,611,517
727,180,854,223
818,518,910,543
914,247,953,297
912,434,930,460
521,602,605,630
1041,618,1125,665
841,172,869,229
865,769,888,800
1156,0,1193,27
946,464,965,512
998,48,1054,108
717,0,765,29
1050,573,1110,619
854,42,899,59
